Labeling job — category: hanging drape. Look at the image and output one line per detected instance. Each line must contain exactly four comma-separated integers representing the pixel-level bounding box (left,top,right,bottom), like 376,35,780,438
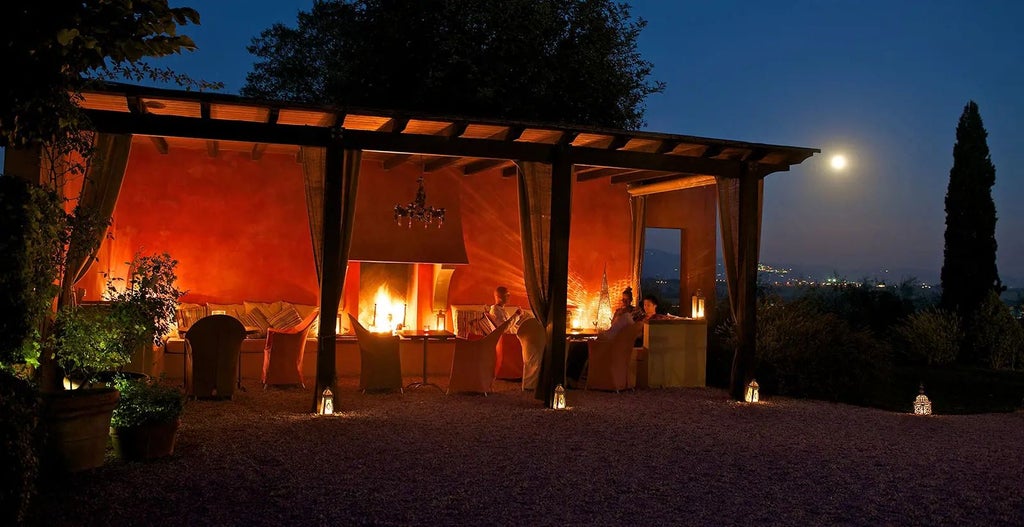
516,161,553,328
716,170,764,399
629,195,647,299
313,147,361,411
60,133,132,307
301,146,327,282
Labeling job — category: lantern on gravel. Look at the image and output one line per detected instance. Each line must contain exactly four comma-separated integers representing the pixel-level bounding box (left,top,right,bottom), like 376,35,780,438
745,380,760,403
553,384,567,410
318,387,334,415
913,384,932,416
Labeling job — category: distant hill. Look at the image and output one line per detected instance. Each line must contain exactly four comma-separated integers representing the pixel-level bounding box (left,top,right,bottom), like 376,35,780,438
641,248,680,279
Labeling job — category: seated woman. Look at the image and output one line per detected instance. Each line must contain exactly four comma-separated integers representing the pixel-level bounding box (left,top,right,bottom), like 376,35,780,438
640,293,681,322
565,287,636,388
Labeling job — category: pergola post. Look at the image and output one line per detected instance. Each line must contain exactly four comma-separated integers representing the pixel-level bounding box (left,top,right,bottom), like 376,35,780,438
313,143,360,412
728,163,763,400
540,146,573,407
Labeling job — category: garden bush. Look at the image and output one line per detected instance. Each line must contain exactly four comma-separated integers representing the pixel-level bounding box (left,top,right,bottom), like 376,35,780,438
966,291,1024,370
718,294,891,404
894,308,961,366
0,372,40,526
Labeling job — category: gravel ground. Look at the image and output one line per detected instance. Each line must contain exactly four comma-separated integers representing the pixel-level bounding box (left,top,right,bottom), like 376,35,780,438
32,376,1024,526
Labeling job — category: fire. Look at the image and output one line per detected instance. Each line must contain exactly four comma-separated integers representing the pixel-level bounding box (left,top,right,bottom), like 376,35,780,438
359,285,407,334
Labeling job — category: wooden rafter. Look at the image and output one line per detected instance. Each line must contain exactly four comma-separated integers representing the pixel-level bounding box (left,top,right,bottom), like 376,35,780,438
200,101,211,120
424,156,459,172
382,154,413,170
437,121,468,138
150,136,168,154
701,145,724,158
463,159,507,176
609,170,679,185
502,165,518,178
251,143,267,160
376,117,408,133
576,167,624,182
266,107,279,125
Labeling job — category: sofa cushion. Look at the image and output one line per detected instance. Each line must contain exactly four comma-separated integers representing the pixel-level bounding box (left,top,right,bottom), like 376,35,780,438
244,301,285,317
292,304,320,337
207,302,246,320
241,308,270,337
268,305,303,329
176,303,207,333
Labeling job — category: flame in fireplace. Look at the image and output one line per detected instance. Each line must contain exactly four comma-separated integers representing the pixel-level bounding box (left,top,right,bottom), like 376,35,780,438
360,285,407,334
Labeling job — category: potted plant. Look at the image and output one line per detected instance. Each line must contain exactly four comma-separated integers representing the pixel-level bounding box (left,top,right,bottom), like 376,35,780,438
109,376,185,460
40,252,182,471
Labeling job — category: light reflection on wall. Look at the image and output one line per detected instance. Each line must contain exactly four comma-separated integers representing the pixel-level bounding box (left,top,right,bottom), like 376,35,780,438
567,271,630,330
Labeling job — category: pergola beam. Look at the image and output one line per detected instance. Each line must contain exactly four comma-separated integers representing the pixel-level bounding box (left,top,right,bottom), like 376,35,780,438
381,153,413,170
463,159,508,176
150,136,168,154
85,110,793,178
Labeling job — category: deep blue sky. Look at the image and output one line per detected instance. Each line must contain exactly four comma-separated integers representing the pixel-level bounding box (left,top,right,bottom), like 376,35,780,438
45,1,1024,282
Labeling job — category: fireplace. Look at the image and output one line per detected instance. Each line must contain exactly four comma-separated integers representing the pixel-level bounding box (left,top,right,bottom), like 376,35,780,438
353,262,455,334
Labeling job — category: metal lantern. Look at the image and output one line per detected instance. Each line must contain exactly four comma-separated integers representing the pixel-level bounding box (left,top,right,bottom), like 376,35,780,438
553,384,567,409
913,384,932,415
435,309,446,331
319,387,334,415
691,289,705,319
744,379,760,403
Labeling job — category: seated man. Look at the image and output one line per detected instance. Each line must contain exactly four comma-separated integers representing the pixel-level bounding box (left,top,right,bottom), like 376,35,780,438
640,293,681,322
483,285,522,331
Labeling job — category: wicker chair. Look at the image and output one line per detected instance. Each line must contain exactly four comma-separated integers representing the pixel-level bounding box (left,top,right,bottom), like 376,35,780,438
448,317,515,395
348,314,403,393
516,317,546,391
586,321,644,392
185,314,246,399
262,309,319,388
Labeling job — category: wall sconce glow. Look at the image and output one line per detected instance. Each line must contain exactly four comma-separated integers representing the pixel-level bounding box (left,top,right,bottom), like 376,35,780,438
691,289,705,319
745,380,760,403
318,387,334,415
553,384,567,409
913,384,932,416
830,154,848,171
211,309,227,315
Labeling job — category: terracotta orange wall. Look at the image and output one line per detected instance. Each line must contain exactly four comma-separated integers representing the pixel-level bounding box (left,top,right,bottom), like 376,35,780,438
88,139,318,305
449,168,633,320
645,186,718,316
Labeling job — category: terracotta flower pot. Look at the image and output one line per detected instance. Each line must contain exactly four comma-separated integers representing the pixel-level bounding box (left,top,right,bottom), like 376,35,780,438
110,419,180,461
41,387,120,472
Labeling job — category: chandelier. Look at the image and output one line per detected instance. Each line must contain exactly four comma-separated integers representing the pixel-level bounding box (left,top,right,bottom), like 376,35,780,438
393,175,445,228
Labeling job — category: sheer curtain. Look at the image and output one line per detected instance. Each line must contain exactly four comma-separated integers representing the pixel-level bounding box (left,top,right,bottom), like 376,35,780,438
61,133,132,307
301,146,326,281
629,195,647,299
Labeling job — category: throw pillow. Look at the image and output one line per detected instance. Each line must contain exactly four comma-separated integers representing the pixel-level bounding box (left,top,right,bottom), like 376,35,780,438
241,308,270,337
268,305,303,330
293,304,320,337
176,303,207,332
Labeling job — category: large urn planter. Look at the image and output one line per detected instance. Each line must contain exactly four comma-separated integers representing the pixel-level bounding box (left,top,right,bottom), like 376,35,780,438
110,418,180,460
41,387,120,472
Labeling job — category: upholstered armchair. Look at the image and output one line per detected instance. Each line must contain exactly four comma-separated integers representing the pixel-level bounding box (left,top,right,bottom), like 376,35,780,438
185,314,247,399
348,314,403,393
448,317,515,395
262,308,319,388
586,321,644,392
516,317,546,391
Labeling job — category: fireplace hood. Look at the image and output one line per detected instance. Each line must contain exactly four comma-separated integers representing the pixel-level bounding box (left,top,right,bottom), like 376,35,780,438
348,170,469,264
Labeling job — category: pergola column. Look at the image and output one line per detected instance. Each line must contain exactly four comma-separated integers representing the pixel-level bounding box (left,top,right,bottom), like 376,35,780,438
725,162,764,400
313,143,361,412
540,147,573,406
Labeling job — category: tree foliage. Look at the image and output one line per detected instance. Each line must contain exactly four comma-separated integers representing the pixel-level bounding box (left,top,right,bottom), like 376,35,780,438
243,0,664,129
940,101,1001,316
0,0,217,150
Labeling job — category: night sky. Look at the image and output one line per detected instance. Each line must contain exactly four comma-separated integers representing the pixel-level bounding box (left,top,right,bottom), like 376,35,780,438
29,1,1024,283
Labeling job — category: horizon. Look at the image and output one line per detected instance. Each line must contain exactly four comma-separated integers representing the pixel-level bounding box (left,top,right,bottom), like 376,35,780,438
4,1,1022,281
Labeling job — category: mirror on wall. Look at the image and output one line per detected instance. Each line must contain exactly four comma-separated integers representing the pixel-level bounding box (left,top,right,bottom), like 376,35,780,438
641,227,682,315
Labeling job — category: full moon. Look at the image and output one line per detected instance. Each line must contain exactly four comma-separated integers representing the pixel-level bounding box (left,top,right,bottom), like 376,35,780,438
830,154,848,170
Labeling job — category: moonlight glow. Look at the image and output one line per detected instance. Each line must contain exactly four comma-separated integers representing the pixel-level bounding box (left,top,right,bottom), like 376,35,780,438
830,154,848,170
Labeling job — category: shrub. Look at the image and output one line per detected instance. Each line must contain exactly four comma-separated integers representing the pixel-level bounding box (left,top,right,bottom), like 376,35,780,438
719,294,891,404
894,308,962,366
0,371,40,526
111,377,184,429
966,291,1024,370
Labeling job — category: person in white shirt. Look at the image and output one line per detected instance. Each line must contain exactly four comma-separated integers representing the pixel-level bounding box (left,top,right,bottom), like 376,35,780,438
484,286,521,329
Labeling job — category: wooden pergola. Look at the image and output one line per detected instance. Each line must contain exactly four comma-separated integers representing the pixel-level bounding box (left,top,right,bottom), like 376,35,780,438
75,82,818,405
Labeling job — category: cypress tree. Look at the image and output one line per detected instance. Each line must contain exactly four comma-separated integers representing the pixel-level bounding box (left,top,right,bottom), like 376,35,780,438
940,101,1002,318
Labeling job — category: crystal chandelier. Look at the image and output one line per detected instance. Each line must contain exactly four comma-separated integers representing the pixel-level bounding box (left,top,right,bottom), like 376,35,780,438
393,175,445,228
